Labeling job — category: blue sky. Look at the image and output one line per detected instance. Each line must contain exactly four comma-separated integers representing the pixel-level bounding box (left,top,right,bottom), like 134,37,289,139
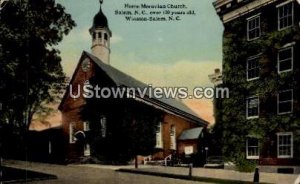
56,0,223,89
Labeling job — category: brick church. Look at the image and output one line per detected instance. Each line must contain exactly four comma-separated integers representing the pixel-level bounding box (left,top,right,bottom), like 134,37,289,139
58,1,208,163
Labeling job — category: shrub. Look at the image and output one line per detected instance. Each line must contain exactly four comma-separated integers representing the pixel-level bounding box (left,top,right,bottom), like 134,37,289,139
235,156,257,173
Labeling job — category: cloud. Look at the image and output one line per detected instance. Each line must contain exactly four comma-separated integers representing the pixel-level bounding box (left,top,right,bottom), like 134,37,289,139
58,26,91,47
113,58,222,89
111,34,123,44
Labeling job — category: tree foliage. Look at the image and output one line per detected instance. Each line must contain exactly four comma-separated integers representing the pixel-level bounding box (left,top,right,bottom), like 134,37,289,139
82,96,160,164
214,18,300,161
0,0,75,129
80,73,161,164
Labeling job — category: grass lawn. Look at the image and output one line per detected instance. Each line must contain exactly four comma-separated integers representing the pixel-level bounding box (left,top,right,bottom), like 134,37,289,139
0,166,57,183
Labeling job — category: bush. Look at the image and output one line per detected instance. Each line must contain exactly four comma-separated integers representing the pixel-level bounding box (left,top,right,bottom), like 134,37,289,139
235,156,257,173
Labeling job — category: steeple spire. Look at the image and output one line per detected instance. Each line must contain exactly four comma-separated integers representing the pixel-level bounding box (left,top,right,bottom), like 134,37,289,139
89,0,111,64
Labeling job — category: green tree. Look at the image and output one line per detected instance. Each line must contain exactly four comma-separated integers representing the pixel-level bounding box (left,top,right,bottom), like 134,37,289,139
81,94,160,165
0,0,75,159
0,0,75,129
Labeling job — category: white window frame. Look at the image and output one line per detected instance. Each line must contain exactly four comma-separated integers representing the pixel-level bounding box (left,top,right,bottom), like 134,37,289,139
278,46,293,74
69,123,76,144
246,138,259,159
247,14,261,41
277,89,293,115
277,1,294,31
83,121,90,131
246,96,259,119
170,125,176,150
277,132,293,158
247,54,261,81
155,122,163,149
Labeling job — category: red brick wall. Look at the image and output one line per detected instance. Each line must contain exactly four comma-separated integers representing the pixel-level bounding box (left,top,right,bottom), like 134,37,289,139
153,113,199,160
60,56,96,161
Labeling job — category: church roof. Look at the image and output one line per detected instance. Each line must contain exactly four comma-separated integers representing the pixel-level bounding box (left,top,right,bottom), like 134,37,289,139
83,51,208,126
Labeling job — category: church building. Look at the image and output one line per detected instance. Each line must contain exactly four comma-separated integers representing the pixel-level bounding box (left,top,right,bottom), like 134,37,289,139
58,1,208,164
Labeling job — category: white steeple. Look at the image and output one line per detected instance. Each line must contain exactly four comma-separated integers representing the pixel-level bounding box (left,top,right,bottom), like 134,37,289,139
89,0,112,64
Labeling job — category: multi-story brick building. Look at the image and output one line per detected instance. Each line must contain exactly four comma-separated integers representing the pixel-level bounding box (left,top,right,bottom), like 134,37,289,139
213,0,300,173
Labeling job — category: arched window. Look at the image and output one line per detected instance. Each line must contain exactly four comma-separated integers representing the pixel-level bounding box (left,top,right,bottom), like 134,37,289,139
98,32,102,39
104,33,108,41
170,125,176,150
69,122,76,144
100,116,107,138
155,122,163,148
93,33,96,40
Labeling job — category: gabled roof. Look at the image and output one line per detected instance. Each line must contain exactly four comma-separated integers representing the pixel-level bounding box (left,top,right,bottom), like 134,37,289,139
59,51,208,126
178,127,203,140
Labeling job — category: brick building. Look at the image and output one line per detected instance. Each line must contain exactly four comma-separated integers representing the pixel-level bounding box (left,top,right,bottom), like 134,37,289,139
213,0,300,173
58,1,208,163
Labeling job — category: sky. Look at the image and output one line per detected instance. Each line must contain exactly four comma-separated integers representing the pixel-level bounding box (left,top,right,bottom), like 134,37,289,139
55,0,224,124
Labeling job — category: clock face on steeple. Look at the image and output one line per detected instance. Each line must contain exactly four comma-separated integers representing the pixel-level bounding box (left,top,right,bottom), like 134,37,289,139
82,58,91,72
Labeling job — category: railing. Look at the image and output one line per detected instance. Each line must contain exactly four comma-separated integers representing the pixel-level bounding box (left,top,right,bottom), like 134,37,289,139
164,154,172,166
143,155,152,165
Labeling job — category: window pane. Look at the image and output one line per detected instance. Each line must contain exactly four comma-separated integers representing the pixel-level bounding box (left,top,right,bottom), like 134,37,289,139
156,122,163,148
247,97,259,117
279,59,292,71
248,138,258,146
279,48,292,61
278,90,292,113
278,133,293,157
279,102,292,113
247,138,259,157
248,16,260,40
278,3,293,29
279,90,292,101
247,57,260,80
278,47,293,72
